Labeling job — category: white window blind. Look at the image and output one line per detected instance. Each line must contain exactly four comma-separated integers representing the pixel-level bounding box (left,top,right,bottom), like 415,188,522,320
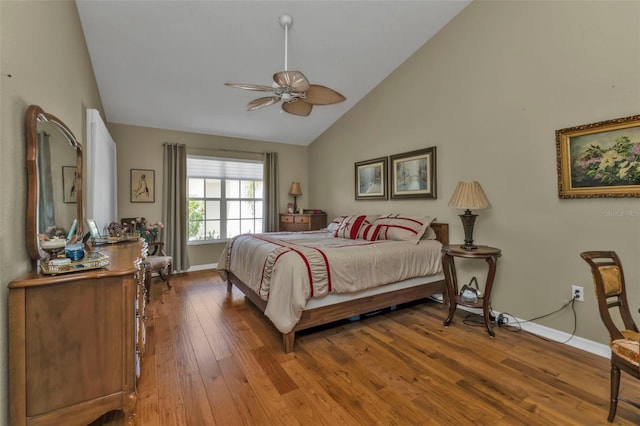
187,156,262,180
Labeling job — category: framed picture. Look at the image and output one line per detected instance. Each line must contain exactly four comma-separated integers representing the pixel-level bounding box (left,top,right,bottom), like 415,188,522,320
390,147,437,199
556,115,640,198
86,218,100,239
355,157,388,200
62,166,77,203
131,169,155,203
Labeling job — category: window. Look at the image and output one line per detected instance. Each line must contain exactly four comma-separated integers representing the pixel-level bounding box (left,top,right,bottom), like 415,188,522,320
187,156,263,242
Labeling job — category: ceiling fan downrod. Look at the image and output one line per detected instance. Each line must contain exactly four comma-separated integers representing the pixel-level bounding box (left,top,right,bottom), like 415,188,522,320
280,14,293,71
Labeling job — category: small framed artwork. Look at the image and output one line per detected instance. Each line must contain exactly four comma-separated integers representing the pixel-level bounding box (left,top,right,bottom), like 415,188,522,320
86,218,100,239
131,169,155,203
556,115,640,198
355,157,388,200
390,147,437,199
62,166,77,203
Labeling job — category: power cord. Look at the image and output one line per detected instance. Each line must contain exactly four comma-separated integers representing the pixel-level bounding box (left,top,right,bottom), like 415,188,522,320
492,296,579,344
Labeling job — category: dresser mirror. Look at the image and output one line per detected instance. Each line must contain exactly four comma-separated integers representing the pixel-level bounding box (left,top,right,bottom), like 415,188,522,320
25,105,83,262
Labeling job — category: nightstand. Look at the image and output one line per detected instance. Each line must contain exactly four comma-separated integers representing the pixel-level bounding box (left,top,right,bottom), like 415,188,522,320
279,213,327,232
441,244,502,336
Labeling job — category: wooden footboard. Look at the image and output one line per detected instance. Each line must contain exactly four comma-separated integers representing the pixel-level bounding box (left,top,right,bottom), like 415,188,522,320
225,222,449,353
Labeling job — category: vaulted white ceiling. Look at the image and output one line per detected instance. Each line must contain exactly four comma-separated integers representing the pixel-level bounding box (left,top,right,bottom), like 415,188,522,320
76,0,470,145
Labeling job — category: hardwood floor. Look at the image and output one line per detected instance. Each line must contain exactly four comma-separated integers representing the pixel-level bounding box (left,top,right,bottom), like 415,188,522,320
92,270,640,425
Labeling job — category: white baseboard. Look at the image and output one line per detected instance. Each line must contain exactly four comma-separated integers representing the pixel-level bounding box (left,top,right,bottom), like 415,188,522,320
429,294,610,358
186,263,218,272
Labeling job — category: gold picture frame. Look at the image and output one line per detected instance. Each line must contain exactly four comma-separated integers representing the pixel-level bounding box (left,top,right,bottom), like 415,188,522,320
556,115,640,198
131,169,155,203
355,157,388,200
390,147,437,199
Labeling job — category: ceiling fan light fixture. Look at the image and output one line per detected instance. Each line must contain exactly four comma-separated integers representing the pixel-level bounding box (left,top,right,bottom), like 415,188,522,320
224,14,346,116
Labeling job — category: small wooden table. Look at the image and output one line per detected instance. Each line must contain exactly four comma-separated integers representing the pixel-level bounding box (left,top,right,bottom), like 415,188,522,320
441,244,502,337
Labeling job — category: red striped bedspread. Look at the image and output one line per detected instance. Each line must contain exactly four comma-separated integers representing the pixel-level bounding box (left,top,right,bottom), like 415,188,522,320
218,230,442,333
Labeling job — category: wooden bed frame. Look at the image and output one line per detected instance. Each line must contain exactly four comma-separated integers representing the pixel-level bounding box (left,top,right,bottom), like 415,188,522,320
226,222,449,353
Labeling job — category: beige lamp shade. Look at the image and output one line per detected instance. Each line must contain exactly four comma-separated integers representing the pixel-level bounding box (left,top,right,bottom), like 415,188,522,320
289,182,302,196
448,181,490,210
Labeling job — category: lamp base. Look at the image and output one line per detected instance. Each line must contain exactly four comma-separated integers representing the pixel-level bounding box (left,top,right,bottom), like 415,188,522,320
293,195,298,214
459,209,478,250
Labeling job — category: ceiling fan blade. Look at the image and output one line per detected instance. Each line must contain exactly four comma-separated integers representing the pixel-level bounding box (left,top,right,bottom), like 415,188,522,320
304,85,346,105
282,100,312,117
247,96,281,111
225,82,276,92
273,71,310,92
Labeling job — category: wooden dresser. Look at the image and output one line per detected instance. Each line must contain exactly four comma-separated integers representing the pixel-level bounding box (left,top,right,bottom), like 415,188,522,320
8,240,147,426
279,213,327,232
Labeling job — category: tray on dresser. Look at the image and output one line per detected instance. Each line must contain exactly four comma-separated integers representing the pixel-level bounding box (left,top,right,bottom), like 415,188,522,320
93,234,140,244
40,251,110,275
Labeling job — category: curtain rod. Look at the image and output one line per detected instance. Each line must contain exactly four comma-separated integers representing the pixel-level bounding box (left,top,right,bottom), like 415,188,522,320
166,143,267,156
208,148,265,155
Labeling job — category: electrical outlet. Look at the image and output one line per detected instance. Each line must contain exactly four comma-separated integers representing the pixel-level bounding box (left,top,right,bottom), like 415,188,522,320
572,285,584,302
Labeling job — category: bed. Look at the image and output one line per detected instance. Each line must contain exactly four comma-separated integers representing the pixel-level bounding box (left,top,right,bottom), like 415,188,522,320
218,215,448,353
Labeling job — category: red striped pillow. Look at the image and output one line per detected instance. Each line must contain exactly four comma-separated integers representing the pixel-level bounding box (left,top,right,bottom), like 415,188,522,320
334,215,368,239
367,214,435,243
356,215,379,240
327,216,347,232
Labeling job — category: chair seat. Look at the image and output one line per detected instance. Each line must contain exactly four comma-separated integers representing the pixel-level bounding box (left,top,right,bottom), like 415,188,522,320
144,256,172,269
612,339,640,368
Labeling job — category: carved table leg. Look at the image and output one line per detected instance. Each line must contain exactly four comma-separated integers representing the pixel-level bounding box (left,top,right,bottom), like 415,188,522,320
442,253,457,326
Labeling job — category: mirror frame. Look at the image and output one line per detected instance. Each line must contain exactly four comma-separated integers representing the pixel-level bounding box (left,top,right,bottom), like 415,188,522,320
25,105,83,262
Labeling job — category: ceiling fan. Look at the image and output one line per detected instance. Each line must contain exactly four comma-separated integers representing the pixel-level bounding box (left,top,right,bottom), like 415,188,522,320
225,14,346,117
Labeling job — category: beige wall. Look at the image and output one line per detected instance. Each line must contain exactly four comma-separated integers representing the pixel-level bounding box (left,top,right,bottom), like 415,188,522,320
310,0,640,345
107,123,309,267
0,1,104,424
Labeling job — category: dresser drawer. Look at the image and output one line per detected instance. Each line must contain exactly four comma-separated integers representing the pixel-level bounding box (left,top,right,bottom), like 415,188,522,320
279,213,326,232
280,215,294,223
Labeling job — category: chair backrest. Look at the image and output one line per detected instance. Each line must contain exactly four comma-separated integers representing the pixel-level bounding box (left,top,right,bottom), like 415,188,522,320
580,251,639,342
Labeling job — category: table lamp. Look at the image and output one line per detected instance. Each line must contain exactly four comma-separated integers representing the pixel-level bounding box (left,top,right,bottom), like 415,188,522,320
289,182,302,213
448,181,490,250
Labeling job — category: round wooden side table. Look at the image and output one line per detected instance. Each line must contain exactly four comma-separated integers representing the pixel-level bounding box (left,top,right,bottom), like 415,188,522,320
441,244,502,336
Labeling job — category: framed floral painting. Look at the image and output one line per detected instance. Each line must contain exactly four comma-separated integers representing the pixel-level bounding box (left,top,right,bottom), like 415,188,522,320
556,115,640,198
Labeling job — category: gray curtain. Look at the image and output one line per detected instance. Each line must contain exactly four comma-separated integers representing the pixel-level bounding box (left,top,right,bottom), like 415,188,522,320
163,143,190,271
37,132,54,232
263,152,279,232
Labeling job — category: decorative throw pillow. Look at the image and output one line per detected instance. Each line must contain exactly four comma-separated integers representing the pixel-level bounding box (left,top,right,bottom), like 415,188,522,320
334,215,369,239
356,215,379,240
327,216,347,232
367,214,435,244
421,226,437,240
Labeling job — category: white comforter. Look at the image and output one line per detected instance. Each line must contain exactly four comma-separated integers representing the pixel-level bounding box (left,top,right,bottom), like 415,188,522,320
218,230,442,333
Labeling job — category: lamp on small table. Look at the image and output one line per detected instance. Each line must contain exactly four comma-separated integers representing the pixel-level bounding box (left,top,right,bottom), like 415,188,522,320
448,181,490,250
289,182,302,214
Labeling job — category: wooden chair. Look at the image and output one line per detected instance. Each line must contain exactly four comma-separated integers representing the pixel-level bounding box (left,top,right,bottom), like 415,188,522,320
121,217,172,302
143,241,172,302
580,251,640,422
